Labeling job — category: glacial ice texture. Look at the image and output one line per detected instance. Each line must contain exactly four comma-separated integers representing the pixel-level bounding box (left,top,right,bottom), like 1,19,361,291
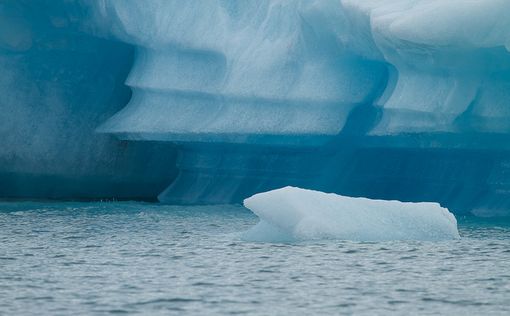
0,0,177,199
242,187,460,242
3,0,510,216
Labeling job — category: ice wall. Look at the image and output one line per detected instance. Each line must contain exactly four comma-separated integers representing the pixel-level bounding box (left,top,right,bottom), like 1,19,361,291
87,0,510,216
3,0,510,216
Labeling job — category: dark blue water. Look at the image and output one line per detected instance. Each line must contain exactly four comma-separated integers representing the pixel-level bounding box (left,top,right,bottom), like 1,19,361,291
1,202,510,315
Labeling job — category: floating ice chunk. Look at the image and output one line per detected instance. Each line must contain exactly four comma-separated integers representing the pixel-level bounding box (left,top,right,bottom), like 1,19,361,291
242,187,459,242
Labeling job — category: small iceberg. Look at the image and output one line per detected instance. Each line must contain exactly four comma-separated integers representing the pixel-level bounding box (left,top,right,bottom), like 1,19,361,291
242,187,459,242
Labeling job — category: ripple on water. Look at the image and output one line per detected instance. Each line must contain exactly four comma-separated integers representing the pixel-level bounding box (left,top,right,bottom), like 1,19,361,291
1,202,510,315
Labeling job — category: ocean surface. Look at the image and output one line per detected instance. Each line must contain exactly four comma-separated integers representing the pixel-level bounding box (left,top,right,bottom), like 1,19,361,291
1,201,509,315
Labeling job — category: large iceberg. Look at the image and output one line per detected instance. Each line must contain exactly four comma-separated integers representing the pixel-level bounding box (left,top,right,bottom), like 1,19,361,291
242,187,460,242
2,0,510,216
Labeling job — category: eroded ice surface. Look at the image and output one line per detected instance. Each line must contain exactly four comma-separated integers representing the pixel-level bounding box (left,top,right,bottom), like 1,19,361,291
3,1,510,216
243,187,459,242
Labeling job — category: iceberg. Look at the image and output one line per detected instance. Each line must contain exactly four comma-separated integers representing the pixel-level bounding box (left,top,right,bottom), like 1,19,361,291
243,187,460,242
2,1,510,217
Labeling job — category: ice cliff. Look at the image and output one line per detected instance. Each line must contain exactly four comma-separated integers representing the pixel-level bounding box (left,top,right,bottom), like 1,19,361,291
2,0,510,216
